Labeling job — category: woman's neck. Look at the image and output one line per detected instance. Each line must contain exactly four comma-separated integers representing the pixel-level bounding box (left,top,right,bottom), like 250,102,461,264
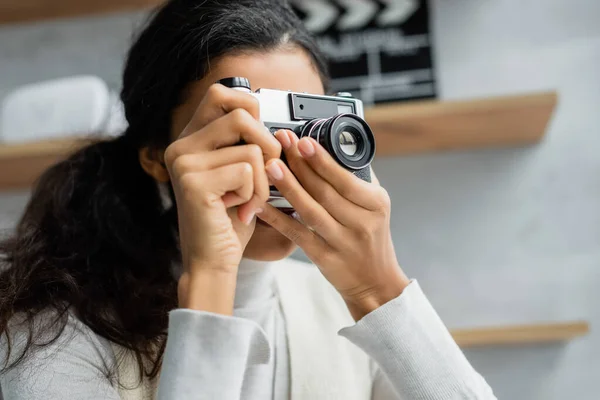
234,258,275,309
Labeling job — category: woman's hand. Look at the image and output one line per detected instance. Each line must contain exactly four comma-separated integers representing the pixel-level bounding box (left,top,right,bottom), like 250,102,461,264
164,84,281,313
257,131,409,320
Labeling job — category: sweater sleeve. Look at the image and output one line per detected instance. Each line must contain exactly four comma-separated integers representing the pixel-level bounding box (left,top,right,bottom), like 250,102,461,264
1,310,269,400
339,280,496,400
157,309,270,400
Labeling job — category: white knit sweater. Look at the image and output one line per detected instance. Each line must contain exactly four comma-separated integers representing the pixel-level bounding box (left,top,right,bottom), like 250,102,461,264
1,258,496,400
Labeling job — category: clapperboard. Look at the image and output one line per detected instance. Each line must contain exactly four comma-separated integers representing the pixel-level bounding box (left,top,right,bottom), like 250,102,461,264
291,0,436,105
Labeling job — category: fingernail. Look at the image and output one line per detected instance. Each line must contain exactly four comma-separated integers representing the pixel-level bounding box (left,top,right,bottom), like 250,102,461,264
287,130,298,143
244,208,264,225
266,161,284,180
275,130,291,149
298,138,315,158
243,211,256,226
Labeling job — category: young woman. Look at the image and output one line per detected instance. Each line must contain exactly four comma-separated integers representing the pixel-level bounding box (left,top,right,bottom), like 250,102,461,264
0,1,496,399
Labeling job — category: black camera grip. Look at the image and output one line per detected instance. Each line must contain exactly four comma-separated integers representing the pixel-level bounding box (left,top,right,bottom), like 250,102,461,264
353,167,371,183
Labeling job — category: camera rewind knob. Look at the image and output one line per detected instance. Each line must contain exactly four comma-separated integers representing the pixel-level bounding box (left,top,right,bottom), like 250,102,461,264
217,77,251,92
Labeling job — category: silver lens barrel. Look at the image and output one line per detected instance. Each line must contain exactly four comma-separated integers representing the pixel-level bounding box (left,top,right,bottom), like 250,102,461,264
297,114,375,170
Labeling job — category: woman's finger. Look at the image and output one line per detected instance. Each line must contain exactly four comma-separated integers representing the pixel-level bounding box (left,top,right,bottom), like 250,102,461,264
274,130,361,227
296,137,382,211
256,205,326,254
179,83,261,138
265,158,343,243
169,144,270,224
206,162,256,225
207,145,269,224
171,108,281,162
182,162,254,210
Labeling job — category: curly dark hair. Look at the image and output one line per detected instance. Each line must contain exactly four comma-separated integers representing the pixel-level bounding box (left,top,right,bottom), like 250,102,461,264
0,0,328,383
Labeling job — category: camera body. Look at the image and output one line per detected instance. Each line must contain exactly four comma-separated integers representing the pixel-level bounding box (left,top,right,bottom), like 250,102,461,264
219,77,376,210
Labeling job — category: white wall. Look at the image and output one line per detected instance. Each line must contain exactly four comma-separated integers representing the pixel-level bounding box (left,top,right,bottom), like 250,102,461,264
1,1,599,398
377,1,600,398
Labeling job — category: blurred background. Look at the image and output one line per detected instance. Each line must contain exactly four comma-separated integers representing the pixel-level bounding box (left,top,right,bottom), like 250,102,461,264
0,1,599,399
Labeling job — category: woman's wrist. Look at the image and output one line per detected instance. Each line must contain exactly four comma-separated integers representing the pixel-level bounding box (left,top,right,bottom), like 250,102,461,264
344,269,410,321
178,265,239,315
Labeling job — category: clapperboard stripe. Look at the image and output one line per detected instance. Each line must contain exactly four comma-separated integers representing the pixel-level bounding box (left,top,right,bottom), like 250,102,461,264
377,0,420,27
336,0,378,31
293,1,340,33
292,0,421,33
291,0,436,104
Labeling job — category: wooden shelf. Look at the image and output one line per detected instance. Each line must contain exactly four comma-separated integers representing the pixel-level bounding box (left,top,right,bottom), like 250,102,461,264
0,91,557,190
451,321,589,348
0,0,162,25
0,137,89,190
366,91,557,156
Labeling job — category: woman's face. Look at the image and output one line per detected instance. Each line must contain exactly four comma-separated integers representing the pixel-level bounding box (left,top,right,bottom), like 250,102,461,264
170,48,325,261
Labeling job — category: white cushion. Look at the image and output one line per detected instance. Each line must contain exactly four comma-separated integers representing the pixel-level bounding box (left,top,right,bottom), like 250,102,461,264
0,75,117,144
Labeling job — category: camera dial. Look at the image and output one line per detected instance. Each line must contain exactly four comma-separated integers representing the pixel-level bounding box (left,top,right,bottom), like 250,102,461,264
217,77,251,92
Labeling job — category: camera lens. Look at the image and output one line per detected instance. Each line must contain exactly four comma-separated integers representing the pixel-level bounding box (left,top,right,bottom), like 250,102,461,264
298,114,375,170
339,130,358,156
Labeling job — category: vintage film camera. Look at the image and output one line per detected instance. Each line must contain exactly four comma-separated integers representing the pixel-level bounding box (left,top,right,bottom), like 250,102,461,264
218,77,376,210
